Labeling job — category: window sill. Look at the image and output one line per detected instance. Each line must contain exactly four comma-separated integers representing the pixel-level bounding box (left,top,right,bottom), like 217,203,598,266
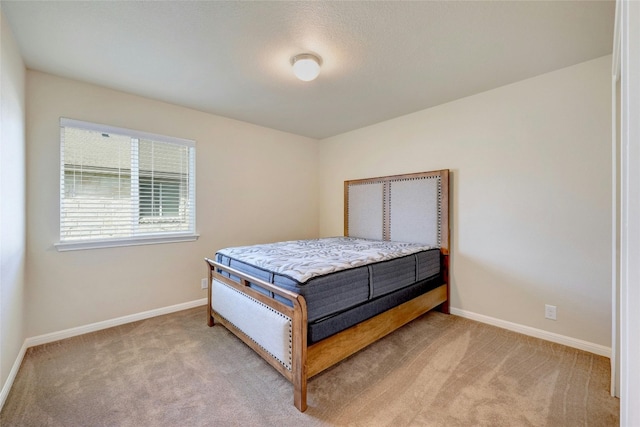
55,233,200,252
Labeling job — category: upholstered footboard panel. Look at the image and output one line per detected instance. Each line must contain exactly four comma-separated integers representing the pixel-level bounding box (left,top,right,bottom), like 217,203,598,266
211,279,293,371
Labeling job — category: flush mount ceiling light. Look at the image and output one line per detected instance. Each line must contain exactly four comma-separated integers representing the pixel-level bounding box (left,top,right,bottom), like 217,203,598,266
291,53,322,82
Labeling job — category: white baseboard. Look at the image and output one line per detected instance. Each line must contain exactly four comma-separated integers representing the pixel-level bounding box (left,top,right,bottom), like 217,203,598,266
450,307,611,358
0,341,28,412
25,298,207,348
0,298,207,411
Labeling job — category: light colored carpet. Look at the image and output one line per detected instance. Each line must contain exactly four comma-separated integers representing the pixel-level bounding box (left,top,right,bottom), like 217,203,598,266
1,307,618,426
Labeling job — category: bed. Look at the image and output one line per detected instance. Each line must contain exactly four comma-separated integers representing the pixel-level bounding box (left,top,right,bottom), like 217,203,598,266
205,169,450,412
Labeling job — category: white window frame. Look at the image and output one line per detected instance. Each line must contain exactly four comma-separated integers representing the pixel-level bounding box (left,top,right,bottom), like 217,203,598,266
55,118,198,251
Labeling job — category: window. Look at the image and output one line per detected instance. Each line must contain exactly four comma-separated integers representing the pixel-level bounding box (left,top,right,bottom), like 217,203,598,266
57,118,197,251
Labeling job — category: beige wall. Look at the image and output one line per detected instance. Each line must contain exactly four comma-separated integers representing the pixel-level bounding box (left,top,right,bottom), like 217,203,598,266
318,56,612,347
25,71,318,337
0,10,26,397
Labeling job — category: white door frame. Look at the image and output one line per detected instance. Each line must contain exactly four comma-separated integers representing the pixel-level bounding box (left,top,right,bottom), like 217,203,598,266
617,0,640,425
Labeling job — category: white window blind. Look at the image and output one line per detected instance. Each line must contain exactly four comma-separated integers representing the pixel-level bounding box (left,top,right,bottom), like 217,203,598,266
57,118,196,250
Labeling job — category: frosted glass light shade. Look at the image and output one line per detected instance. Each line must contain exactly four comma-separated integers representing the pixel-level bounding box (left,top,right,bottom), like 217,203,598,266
291,53,322,82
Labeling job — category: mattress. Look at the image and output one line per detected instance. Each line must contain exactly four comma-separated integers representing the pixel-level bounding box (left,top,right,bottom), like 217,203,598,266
215,237,441,324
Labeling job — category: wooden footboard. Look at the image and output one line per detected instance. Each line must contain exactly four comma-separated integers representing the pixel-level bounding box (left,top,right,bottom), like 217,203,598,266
206,258,309,411
205,254,448,412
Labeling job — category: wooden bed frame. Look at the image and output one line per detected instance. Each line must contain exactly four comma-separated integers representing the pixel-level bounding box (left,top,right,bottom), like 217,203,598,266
205,169,450,412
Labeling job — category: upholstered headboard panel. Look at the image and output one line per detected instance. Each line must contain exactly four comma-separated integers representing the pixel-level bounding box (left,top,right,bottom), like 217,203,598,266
344,170,449,253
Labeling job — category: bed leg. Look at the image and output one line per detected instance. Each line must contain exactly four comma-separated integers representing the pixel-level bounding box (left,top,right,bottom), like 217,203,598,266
207,262,215,327
439,300,450,315
292,296,308,412
294,376,308,412
438,253,450,315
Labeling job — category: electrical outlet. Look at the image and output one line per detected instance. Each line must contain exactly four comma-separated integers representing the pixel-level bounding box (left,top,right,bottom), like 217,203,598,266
545,304,557,320
201,278,208,290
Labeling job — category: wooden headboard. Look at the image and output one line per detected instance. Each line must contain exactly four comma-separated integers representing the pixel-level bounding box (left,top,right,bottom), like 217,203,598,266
344,170,450,254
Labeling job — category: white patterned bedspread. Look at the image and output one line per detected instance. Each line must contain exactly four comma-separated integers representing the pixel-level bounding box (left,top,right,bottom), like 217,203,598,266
216,237,436,284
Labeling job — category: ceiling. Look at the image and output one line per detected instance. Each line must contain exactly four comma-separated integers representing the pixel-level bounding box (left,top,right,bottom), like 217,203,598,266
2,1,615,139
